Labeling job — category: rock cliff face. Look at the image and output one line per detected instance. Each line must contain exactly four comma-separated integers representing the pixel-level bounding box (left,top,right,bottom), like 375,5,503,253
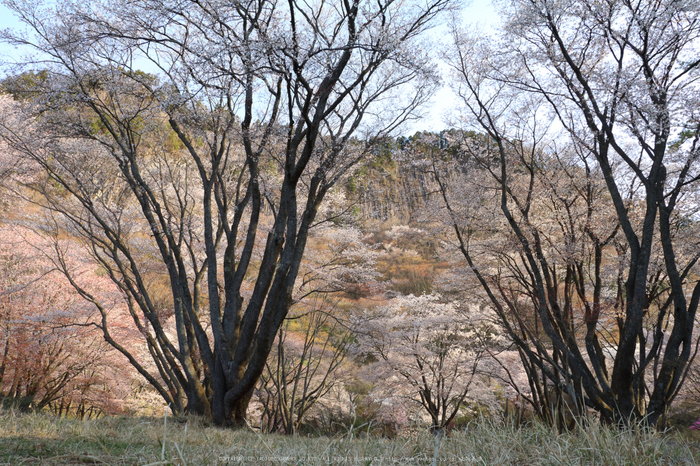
347,130,477,223
349,158,468,224
351,163,433,223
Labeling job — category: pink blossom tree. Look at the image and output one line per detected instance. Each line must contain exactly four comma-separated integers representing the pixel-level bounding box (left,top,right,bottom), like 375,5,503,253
0,225,131,416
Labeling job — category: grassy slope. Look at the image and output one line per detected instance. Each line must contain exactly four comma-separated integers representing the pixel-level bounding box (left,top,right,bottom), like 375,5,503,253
2,410,700,465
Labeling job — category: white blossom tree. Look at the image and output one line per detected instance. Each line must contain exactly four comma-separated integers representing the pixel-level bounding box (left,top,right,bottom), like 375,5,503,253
437,0,700,426
0,0,452,426
352,293,501,433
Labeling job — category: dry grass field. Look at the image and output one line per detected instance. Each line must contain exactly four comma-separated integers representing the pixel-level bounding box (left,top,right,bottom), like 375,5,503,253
3,409,700,465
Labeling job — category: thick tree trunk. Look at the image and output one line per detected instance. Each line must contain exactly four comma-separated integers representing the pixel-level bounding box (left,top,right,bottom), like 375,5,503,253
185,382,211,418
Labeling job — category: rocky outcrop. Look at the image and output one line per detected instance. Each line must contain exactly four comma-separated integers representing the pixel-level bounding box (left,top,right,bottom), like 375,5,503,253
351,163,433,223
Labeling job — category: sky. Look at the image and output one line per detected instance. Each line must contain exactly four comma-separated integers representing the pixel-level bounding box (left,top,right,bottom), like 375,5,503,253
0,0,499,133
422,0,500,132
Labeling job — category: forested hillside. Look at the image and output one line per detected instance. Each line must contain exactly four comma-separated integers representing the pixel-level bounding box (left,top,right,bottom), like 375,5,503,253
1,0,700,438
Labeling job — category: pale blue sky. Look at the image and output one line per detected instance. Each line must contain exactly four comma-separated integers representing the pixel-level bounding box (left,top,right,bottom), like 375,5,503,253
0,4,24,64
426,0,499,131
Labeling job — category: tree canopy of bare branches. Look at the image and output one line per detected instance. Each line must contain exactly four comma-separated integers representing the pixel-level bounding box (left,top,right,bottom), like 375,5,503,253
438,0,700,426
0,0,451,426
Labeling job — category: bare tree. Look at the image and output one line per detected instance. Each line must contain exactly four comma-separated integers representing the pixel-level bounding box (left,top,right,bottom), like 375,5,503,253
0,0,451,426
256,296,352,435
439,0,700,426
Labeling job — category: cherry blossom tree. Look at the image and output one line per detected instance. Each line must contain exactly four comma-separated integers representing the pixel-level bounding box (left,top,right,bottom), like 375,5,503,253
352,293,501,433
437,0,700,426
0,225,130,416
0,0,452,426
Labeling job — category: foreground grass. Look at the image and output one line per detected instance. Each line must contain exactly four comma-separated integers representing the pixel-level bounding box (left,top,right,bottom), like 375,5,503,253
2,410,700,465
